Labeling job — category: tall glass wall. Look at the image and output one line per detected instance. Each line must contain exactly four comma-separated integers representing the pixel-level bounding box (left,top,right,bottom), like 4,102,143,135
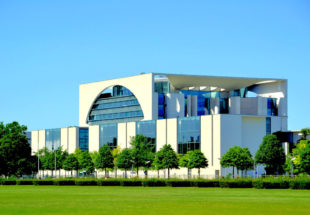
45,128,61,151
177,116,201,154
79,128,89,151
158,94,165,119
99,123,117,149
136,120,156,152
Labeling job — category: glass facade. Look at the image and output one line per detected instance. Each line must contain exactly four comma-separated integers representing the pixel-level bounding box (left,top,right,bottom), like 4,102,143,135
136,120,156,152
266,117,271,135
79,128,89,151
267,98,278,116
88,85,144,125
99,123,117,149
220,98,229,114
45,128,61,151
158,93,165,119
154,81,170,94
177,116,201,154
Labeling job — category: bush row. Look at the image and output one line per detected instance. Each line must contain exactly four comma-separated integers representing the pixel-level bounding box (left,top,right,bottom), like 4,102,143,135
0,178,310,189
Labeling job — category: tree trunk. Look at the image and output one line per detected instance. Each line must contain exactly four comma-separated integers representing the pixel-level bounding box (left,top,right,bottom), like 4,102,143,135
187,168,190,179
115,168,117,178
198,168,200,178
71,170,73,177
233,167,235,178
105,168,107,178
157,170,159,178
168,168,170,179
136,167,139,177
125,170,127,178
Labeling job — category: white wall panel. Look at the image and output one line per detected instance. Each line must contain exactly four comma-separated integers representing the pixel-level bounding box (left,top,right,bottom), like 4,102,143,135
89,125,99,152
156,119,167,151
117,123,127,149
126,122,136,147
167,118,177,152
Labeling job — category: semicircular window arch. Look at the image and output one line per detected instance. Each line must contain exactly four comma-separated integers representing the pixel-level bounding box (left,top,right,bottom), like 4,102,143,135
88,85,144,125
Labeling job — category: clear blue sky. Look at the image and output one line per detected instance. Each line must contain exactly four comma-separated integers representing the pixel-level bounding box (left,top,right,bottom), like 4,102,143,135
0,0,309,131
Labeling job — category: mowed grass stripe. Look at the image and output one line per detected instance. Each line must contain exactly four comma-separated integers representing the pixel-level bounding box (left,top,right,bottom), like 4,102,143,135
0,186,309,215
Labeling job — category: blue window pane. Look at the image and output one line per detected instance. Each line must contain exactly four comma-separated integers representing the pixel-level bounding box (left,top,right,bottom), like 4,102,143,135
267,98,278,116
177,116,201,154
158,93,166,119
99,124,117,149
266,117,271,135
79,128,89,151
136,120,156,152
45,128,61,151
92,111,143,121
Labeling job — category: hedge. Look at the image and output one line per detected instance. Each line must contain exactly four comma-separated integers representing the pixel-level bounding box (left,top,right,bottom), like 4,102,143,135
0,177,309,189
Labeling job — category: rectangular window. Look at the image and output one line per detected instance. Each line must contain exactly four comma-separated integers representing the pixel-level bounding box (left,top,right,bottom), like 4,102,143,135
158,94,165,119
99,123,117,149
136,120,156,152
220,98,229,114
267,98,278,116
177,116,201,154
266,117,271,135
79,128,89,151
45,128,61,151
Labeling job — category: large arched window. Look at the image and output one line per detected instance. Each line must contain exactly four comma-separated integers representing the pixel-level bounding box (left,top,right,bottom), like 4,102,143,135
87,85,144,125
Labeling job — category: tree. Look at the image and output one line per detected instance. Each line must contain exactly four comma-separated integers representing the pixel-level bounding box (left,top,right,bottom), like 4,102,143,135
255,134,285,175
179,153,190,178
154,144,179,179
90,151,99,177
299,141,310,174
221,146,253,177
55,147,68,177
285,140,310,175
116,148,132,178
129,135,154,175
63,154,79,177
76,150,94,175
95,145,114,177
187,150,208,178
112,146,121,178
0,121,38,177
300,128,310,140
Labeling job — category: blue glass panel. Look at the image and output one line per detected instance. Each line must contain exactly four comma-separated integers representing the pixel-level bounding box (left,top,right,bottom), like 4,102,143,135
99,123,117,149
95,99,139,110
267,98,277,116
79,128,89,151
91,110,143,121
45,128,61,151
136,120,156,152
177,116,201,154
158,93,166,119
266,117,271,135
220,98,229,114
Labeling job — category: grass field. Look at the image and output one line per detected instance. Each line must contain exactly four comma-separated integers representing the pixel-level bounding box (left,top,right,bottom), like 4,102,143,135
0,186,309,215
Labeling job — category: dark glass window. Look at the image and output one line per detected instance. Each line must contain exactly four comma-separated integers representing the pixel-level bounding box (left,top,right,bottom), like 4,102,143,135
220,98,229,114
267,98,278,116
90,110,143,121
45,128,61,151
154,82,170,94
177,116,201,154
158,94,165,119
136,120,156,152
99,123,117,149
79,128,89,151
266,117,271,135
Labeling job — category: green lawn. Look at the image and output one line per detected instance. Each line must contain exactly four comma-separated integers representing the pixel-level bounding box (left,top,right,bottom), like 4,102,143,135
0,186,309,215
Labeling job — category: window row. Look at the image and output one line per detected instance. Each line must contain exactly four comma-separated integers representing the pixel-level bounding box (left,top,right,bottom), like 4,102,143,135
89,110,143,121
93,99,139,110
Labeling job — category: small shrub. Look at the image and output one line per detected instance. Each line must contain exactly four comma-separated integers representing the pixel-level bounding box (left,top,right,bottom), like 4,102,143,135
17,180,34,185
98,179,122,186
219,179,252,188
33,180,54,185
121,179,142,186
1,180,16,185
290,179,310,189
53,179,75,186
194,180,220,187
166,180,191,187
142,179,166,187
75,179,98,186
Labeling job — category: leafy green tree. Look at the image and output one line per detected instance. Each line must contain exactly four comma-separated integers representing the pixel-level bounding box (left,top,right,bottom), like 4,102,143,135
154,144,179,179
76,150,94,175
300,128,310,140
179,153,190,178
255,134,285,175
285,140,310,175
63,154,79,177
129,135,154,175
235,147,253,176
299,141,310,174
0,121,38,177
116,148,132,178
112,146,121,178
90,151,99,177
187,150,208,178
221,146,253,177
55,147,68,177
95,145,114,177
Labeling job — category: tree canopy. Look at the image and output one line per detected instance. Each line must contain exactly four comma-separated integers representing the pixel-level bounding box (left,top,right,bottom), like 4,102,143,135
255,134,285,175
154,144,179,178
95,144,114,177
0,121,37,177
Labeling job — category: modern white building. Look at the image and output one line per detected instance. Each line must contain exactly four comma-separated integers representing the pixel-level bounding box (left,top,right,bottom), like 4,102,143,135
31,73,288,177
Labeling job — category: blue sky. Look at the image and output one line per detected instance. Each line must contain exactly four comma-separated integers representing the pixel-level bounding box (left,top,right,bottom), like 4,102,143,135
0,0,309,131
